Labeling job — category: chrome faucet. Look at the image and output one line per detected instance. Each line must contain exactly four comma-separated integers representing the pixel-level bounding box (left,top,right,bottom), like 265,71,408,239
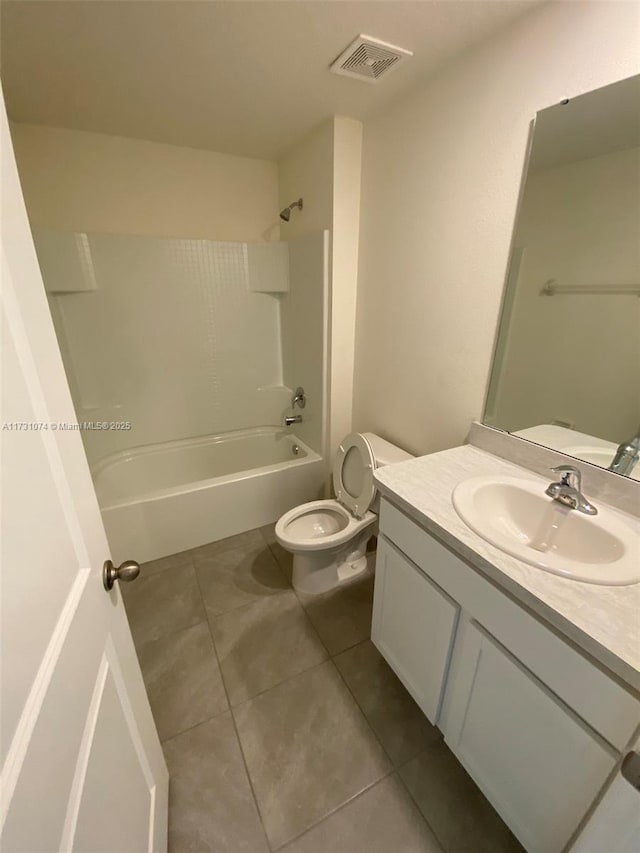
285,387,305,426
284,414,302,427
291,386,306,409
545,465,597,515
608,426,640,476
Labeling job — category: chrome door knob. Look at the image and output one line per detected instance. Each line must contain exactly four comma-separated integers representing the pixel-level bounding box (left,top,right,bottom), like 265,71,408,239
621,751,640,792
103,559,140,591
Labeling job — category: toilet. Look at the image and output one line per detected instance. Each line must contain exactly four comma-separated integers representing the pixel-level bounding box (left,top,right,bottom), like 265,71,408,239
275,432,413,595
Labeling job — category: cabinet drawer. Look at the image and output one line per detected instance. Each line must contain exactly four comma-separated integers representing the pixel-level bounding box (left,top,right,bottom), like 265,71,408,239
441,619,617,853
380,498,640,751
372,536,459,724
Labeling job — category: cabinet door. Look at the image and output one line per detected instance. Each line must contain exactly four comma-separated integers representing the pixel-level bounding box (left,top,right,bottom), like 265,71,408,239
372,536,459,723
572,734,640,853
441,619,617,853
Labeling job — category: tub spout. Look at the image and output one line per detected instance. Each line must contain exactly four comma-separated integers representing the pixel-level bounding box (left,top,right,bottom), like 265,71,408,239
284,415,302,426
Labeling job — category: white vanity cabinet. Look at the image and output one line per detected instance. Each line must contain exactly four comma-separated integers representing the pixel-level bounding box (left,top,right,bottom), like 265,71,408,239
441,618,616,852
372,497,640,853
371,537,458,723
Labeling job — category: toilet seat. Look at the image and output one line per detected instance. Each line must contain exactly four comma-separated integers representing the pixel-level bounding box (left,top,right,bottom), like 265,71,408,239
274,431,413,594
276,432,379,554
275,499,376,553
333,432,376,519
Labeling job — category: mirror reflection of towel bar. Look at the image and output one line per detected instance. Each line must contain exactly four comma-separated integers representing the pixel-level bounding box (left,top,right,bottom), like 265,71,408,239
541,279,640,296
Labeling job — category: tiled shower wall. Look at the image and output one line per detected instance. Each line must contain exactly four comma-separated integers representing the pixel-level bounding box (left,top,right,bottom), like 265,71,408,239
43,233,325,467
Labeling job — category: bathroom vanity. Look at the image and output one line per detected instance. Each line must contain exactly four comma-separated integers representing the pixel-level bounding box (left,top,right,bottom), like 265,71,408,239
371,445,640,853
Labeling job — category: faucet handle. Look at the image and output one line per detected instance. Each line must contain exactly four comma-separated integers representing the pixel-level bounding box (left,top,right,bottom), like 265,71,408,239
548,464,597,515
291,386,306,409
551,464,581,489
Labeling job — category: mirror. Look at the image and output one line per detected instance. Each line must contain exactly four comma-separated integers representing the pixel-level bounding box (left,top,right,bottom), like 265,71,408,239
484,75,640,478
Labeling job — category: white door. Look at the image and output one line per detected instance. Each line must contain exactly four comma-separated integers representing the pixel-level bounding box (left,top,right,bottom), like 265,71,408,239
0,93,168,850
571,736,640,853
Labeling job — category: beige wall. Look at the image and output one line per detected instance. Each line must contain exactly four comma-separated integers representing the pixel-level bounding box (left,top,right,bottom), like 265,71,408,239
352,1,640,457
330,117,363,457
278,117,363,462
278,120,333,463
10,123,279,241
278,120,334,238
280,232,329,458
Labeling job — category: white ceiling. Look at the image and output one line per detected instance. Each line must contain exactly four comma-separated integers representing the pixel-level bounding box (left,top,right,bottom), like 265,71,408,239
1,0,539,160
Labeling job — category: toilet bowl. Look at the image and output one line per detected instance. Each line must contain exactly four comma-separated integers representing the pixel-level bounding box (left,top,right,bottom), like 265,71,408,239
275,432,413,595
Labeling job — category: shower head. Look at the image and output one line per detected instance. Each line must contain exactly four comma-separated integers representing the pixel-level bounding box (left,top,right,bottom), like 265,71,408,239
280,198,303,222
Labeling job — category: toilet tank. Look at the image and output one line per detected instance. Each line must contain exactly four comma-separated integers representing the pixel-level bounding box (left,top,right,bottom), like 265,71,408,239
362,432,414,468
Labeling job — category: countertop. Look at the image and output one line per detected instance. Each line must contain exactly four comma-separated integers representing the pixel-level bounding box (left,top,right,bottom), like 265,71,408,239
374,444,640,693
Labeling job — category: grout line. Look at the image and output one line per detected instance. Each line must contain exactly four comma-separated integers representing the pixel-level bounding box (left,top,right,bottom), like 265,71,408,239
192,544,281,575
195,534,293,623
201,556,326,675
132,616,210,656
157,526,415,852
330,644,404,769
148,528,468,853
124,562,204,650
394,760,450,853
192,553,273,852
395,746,432,774
141,523,300,582
331,638,440,770
261,529,390,693
206,528,392,850
329,635,373,659
159,704,230,747
227,657,331,712
137,555,195,580
141,529,270,580
161,528,326,714
202,586,290,624
259,530,293,583
258,530,337,662
271,770,396,852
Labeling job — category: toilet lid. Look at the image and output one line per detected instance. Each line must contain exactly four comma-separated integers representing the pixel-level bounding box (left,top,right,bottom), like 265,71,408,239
333,432,376,519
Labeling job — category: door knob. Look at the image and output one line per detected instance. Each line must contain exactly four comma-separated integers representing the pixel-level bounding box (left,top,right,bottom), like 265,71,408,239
621,751,640,792
103,559,141,591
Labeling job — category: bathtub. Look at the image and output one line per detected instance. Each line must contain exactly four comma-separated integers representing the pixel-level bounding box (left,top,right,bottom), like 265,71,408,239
93,427,324,564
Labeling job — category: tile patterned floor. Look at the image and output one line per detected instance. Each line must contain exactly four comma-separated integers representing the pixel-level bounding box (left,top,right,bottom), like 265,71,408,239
122,526,523,853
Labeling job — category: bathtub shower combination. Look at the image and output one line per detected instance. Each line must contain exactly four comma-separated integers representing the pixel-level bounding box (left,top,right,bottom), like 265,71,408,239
39,228,329,562
95,427,322,563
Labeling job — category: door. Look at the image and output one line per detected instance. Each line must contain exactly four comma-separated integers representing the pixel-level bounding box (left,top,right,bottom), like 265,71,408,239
440,617,616,853
371,537,459,724
571,735,640,852
0,93,168,850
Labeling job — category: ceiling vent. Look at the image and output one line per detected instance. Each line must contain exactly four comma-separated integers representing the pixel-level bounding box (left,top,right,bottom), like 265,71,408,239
330,35,413,83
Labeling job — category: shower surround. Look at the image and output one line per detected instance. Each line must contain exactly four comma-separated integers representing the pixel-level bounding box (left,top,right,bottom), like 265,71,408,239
41,229,328,560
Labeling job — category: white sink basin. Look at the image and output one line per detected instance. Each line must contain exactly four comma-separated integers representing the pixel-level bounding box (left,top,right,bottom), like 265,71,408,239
452,476,640,586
